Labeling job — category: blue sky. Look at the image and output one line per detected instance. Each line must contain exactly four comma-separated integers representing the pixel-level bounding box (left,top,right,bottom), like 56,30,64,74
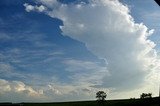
0,0,160,102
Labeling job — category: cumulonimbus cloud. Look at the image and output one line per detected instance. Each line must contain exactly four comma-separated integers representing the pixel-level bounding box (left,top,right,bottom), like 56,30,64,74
24,0,159,91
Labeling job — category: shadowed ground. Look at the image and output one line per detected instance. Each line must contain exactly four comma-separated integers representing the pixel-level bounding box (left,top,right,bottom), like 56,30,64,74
0,97,159,106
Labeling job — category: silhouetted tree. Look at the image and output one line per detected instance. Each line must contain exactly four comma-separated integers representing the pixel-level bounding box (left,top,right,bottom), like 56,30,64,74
140,93,152,99
96,91,107,101
130,98,135,99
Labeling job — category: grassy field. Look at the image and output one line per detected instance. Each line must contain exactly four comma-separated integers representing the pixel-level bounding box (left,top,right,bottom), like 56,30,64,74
1,97,159,106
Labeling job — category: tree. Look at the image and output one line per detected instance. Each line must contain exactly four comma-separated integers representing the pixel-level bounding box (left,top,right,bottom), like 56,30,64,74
96,91,107,101
140,93,152,99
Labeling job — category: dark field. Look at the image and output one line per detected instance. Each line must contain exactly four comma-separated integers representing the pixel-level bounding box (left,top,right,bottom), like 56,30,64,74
1,97,159,106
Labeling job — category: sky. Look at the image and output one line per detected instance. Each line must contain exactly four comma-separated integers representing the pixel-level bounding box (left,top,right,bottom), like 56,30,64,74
0,0,160,103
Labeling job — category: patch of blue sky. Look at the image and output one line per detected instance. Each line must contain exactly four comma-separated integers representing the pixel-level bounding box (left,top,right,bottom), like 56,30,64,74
0,0,104,86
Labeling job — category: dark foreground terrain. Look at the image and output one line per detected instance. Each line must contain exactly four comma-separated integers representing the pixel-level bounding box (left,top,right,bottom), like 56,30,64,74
1,97,159,106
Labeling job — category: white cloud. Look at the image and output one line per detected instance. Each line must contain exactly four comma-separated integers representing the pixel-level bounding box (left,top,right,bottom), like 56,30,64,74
35,0,159,90
24,3,35,12
36,5,46,12
22,0,160,100
0,79,11,93
0,79,46,102
43,83,110,101
0,78,110,102
0,79,42,96
24,3,46,12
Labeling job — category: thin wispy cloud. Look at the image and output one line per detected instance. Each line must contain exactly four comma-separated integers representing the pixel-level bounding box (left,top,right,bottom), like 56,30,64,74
63,59,108,85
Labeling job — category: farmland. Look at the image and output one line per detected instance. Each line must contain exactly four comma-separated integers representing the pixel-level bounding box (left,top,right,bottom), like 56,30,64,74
1,97,159,106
